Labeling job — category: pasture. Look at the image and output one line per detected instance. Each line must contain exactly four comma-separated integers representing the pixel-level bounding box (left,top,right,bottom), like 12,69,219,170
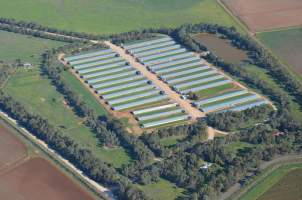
222,0,302,32
239,162,302,200
257,28,302,78
0,0,244,34
0,30,64,64
0,158,95,200
1,31,131,168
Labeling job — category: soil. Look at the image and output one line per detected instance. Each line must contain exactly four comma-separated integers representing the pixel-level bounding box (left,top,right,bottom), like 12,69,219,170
192,33,248,64
0,124,27,170
0,158,95,200
222,0,302,32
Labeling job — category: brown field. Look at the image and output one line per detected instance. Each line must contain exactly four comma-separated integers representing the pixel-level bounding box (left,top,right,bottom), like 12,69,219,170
192,33,247,64
0,124,27,169
0,158,95,200
257,169,302,200
222,0,302,32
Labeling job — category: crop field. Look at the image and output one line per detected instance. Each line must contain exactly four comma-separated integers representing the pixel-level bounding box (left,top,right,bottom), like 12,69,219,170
0,30,64,64
257,168,302,200
222,0,302,32
122,35,270,114
0,121,96,200
240,162,302,200
192,33,248,64
0,124,27,169
0,158,95,200
257,28,302,78
1,32,131,168
64,47,191,129
0,0,244,34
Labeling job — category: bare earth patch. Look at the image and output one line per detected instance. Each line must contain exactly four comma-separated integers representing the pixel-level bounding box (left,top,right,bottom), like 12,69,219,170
0,158,95,200
222,0,302,32
0,124,27,170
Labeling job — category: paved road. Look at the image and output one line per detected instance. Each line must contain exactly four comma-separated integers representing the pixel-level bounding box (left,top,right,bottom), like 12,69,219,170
105,41,205,120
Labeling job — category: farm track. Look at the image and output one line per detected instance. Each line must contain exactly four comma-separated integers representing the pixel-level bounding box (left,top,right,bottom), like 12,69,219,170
104,41,205,120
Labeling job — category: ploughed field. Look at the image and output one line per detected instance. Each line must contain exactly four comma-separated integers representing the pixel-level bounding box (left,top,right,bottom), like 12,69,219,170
0,122,95,200
192,33,247,64
0,158,95,200
257,28,302,77
257,169,302,200
0,123,27,169
222,0,302,32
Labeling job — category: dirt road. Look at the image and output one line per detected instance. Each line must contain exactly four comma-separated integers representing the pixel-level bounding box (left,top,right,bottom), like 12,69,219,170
104,41,205,120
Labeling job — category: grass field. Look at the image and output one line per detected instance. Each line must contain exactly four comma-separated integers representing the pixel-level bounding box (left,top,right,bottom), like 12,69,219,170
257,28,302,80
0,0,244,34
239,162,302,200
138,178,186,200
0,30,64,64
1,31,131,168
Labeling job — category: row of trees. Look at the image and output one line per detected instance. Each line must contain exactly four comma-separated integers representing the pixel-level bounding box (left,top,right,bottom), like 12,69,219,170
207,105,272,131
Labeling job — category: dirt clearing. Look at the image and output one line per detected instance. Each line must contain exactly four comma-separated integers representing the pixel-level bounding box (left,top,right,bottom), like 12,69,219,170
0,158,95,200
222,0,302,32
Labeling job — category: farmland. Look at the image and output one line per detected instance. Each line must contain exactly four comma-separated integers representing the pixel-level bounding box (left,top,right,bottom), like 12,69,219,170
0,158,95,200
0,30,64,64
121,35,270,114
0,120,96,200
0,0,244,34
257,28,302,78
192,33,248,64
239,162,302,200
1,31,131,168
0,123,27,169
222,0,302,32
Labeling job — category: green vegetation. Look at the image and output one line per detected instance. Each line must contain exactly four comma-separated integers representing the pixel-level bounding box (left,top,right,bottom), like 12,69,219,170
243,64,302,121
3,68,130,168
196,83,238,99
226,142,254,156
0,30,64,64
61,70,107,116
240,162,302,200
160,135,185,147
0,31,130,168
0,0,244,34
138,178,186,200
257,28,302,80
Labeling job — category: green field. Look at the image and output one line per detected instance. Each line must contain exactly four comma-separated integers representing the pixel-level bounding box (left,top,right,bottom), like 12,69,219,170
0,0,244,34
138,178,186,200
1,31,131,168
0,30,64,64
240,162,302,200
257,28,302,80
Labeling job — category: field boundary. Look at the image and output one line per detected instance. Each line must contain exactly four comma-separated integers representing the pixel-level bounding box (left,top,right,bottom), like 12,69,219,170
252,34,302,85
216,0,251,34
224,154,302,200
0,110,113,200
